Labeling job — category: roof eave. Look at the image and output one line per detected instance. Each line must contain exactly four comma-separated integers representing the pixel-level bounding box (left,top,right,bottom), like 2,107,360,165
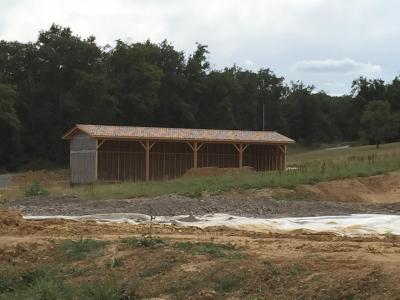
62,125,93,140
87,134,295,144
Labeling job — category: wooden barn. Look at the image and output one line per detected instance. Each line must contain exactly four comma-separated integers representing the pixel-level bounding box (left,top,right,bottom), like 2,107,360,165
62,124,295,184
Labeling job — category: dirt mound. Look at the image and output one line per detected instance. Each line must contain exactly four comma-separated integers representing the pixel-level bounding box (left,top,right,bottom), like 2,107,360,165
183,166,254,177
297,172,400,203
0,209,24,227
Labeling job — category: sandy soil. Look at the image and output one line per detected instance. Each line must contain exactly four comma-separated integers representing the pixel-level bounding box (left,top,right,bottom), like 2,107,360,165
297,172,400,203
1,210,400,299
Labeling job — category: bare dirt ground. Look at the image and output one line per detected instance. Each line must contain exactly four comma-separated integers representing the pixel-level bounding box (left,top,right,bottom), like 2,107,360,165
1,210,400,299
297,172,400,203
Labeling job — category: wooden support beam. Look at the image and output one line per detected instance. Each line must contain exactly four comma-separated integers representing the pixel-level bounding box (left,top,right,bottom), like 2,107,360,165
193,142,198,169
283,145,287,171
96,140,106,150
276,144,286,172
139,141,156,181
94,139,105,181
233,144,248,168
188,142,204,169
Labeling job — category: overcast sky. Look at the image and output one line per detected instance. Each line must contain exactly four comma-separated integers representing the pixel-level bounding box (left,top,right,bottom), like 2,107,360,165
1,0,399,95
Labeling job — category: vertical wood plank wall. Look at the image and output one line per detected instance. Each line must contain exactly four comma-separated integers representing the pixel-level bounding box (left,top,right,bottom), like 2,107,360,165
98,140,145,181
75,139,286,183
70,133,97,183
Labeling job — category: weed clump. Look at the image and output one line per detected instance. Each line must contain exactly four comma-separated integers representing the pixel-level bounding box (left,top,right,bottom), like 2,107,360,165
24,181,48,197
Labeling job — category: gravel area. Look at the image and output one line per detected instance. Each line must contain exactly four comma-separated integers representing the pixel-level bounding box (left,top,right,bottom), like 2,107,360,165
5,193,400,218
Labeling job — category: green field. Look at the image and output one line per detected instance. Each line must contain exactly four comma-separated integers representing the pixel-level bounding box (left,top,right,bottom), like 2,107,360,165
2,142,400,202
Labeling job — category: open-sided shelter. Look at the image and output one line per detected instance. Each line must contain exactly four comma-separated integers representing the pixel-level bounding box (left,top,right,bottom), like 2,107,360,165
62,124,295,184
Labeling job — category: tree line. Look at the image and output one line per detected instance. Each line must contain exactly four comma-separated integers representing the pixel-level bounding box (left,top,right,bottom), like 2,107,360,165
0,25,399,171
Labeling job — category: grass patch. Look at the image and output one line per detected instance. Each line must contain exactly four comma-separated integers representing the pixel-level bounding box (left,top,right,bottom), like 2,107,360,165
175,241,243,259
197,242,235,257
0,274,19,293
78,280,139,300
59,238,107,261
174,241,194,251
63,266,92,277
139,258,175,278
121,235,165,249
214,273,244,293
0,266,68,300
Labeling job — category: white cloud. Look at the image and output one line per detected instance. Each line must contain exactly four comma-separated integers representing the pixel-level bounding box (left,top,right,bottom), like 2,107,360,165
292,58,382,75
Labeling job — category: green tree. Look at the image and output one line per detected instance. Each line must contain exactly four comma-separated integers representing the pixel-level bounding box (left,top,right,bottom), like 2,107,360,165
361,100,400,148
106,40,163,126
0,79,20,169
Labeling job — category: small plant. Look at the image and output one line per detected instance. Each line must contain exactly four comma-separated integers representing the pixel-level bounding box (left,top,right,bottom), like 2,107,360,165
106,257,123,269
121,235,165,249
59,238,107,260
24,181,48,197
264,261,280,276
288,263,303,276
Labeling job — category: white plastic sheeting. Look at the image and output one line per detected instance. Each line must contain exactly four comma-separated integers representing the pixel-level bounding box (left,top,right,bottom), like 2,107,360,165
23,213,400,237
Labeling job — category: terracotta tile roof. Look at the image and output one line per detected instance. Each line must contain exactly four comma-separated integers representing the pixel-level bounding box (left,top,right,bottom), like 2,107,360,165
63,124,295,144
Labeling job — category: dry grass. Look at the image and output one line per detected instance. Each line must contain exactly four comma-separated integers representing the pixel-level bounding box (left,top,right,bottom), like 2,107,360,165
287,142,400,165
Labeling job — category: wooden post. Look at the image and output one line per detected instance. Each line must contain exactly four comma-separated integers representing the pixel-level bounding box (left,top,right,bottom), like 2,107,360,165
95,140,106,181
277,145,286,172
188,142,204,169
283,145,286,171
139,141,156,181
233,144,249,168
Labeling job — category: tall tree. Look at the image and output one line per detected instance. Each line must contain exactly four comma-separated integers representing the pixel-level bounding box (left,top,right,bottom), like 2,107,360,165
106,40,163,126
184,43,209,128
360,100,399,148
